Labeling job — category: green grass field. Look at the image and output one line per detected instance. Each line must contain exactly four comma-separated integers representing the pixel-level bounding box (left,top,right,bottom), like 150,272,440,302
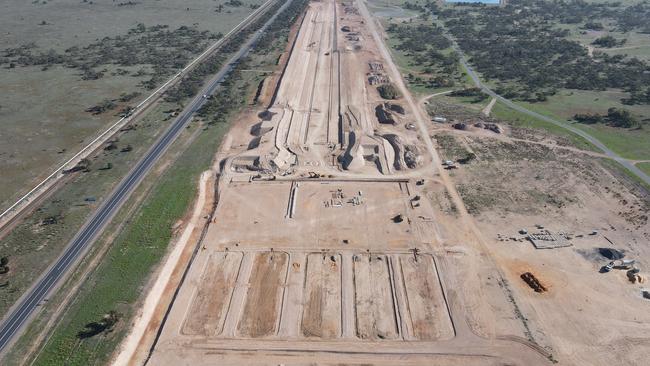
0,100,184,317
16,2,298,363
0,0,265,211
517,91,650,160
31,119,230,366
519,89,650,120
575,124,650,161
367,0,419,18
491,101,597,151
442,94,491,111
638,162,650,176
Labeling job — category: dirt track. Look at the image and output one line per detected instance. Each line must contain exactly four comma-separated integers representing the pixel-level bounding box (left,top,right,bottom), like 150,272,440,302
302,253,341,338
354,254,398,340
140,0,551,364
238,251,288,337
184,252,242,336
127,0,637,365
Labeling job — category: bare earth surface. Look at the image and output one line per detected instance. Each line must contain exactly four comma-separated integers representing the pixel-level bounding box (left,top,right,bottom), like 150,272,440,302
128,0,650,365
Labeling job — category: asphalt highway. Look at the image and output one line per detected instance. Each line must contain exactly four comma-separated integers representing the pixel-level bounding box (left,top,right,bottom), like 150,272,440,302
0,0,293,354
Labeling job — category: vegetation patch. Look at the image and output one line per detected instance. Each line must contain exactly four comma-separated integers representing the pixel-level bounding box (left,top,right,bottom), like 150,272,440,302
574,107,639,128
2,24,222,90
449,87,488,103
27,1,310,364
437,0,650,105
377,83,401,99
491,101,596,151
383,7,467,93
638,162,650,177
592,34,626,48
454,137,586,215
433,134,469,161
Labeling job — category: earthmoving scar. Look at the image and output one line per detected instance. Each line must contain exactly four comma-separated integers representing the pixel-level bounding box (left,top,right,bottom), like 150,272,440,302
600,259,645,283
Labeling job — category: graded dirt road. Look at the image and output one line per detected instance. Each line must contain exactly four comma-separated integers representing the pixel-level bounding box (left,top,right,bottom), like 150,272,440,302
135,0,581,365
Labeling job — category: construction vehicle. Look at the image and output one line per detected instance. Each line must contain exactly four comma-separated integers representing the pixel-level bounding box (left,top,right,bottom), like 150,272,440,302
614,259,636,269
442,160,458,169
600,259,638,273
627,268,644,284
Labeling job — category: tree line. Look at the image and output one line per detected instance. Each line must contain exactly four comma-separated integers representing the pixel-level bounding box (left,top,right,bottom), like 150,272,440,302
431,0,650,105
386,20,463,89
1,24,222,91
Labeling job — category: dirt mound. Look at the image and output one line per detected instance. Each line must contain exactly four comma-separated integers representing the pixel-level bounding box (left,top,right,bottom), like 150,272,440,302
598,248,625,260
257,110,277,121
404,145,421,168
375,104,396,124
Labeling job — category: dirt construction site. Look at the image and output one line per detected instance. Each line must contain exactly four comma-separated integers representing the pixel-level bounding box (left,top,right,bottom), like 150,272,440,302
136,0,650,365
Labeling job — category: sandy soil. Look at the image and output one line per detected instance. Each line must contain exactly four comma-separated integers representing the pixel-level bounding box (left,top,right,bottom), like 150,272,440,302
130,0,649,365
142,0,551,364
183,252,242,336
400,254,452,340
237,251,289,337
302,253,342,338
353,254,399,340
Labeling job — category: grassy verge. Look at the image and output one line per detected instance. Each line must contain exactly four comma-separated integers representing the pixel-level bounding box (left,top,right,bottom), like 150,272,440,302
0,100,180,316
31,118,230,366
515,90,650,161
638,162,650,177
441,94,491,111
573,123,650,161
21,0,309,364
1,141,181,366
600,158,650,192
491,101,597,152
